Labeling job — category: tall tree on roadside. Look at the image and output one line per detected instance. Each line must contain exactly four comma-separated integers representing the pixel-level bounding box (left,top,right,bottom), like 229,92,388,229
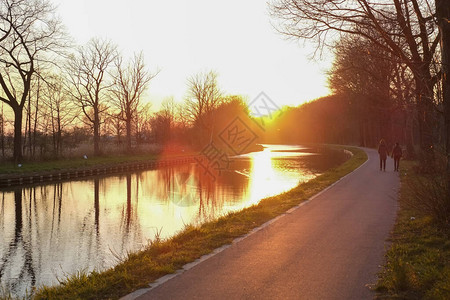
436,1,450,174
0,0,65,162
66,38,117,156
328,35,413,147
110,52,156,151
0,103,4,157
270,0,441,153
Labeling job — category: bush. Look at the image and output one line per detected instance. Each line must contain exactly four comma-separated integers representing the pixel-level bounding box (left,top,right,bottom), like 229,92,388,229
407,164,450,231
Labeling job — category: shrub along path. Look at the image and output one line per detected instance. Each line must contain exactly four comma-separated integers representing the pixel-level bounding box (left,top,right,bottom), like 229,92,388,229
128,148,399,300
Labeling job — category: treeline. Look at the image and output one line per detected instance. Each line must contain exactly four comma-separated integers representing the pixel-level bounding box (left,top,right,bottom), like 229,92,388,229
0,1,262,162
268,0,450,229
264,95,355,145
268,0,449,163
264,89,411,156
264,28,440,159
0,62,255,161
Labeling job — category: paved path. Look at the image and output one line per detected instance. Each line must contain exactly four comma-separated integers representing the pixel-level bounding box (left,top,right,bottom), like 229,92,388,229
132,148,399,300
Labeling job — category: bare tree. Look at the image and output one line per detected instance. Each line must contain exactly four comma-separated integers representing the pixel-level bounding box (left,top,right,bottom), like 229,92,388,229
135,102,152,145
185,70,223,129
270,0,441,152
23,70,45,158
108,112,124,145
42,73,78,157
0,0,66,162
66,38,118,156
110,52,156,151
151,97,177,144
160,97,177,130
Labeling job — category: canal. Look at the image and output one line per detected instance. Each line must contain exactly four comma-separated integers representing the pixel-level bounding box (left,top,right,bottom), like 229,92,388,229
0,144,349,297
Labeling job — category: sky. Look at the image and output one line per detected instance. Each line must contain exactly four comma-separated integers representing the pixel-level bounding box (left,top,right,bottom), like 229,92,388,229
51,0,332,111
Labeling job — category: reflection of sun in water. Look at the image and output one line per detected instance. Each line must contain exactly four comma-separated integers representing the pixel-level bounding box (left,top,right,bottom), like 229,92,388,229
241,145,316,207
247,147,278,204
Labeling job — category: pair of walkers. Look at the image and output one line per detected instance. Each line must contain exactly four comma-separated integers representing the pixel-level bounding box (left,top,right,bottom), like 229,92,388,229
378,139,402,171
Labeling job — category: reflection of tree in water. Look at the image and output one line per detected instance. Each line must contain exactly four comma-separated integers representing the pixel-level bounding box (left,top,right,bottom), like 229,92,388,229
0,189,36,296
150,162,251,223
125,174,132,230
193,166,249,224
150,163,239,220
154,165,196,206
0,178,142,297
0,184,73,296
152,164,221,222
50,184,63,241
116,173,144,255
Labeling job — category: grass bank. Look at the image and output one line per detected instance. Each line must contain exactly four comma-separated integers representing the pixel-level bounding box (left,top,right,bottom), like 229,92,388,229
376,160,450,299
0,152,199,175
4,146,366,300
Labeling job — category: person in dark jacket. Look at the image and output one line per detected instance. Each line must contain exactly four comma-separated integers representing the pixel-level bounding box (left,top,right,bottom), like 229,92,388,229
378,139,388,171
391,142,403,171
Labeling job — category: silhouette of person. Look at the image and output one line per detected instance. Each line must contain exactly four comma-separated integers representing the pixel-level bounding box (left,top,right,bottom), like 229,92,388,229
378,139,388,171
391,142,402,171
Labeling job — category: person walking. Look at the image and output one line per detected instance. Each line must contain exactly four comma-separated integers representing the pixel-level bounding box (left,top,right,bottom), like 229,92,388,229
391,142,403,171
378,139,388,171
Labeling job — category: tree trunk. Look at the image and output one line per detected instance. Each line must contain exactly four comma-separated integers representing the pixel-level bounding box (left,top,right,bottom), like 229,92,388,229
415,66,436,170
405,104,416,159
0,117,4,158
126,119,132,151
126,108,132,151
93,107,100,156
124,105,133,151
0,105,4,158
24,94,29,157
13,107,23,163
50,106,56,156
33,79,39,158
57,112,62,157
437,0,450,174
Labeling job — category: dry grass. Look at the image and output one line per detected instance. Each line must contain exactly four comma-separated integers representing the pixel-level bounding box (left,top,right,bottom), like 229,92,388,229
376,160,450,299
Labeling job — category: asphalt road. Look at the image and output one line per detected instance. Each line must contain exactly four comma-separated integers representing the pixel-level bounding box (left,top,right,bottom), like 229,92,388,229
132,148,400,300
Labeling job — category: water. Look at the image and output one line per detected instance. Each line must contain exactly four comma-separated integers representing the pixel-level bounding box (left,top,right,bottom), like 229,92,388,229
0,144,348,297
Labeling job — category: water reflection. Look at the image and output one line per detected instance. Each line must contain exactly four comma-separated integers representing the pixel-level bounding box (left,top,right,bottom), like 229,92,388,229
0,145,347,297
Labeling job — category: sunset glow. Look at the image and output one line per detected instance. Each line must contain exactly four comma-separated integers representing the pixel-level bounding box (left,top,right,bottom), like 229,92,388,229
1,0,448,298
50,0,331,110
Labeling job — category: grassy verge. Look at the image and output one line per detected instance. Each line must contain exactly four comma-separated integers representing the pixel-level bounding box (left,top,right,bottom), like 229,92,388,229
376,160,450,299
5,146,366,300
0,152,199,175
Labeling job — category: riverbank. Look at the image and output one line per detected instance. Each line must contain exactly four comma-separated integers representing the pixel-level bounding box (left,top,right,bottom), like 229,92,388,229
0,151,197,175
0,154,201,188
0,149,211,189
26,146,366,300
0,145,267,188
